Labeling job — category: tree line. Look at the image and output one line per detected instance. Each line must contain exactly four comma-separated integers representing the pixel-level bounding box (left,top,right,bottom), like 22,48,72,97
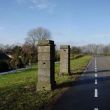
81,44,110,55
0,27,51,72
0,27,110,72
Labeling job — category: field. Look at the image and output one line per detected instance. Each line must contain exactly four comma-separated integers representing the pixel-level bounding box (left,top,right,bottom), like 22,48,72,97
0,55,91,110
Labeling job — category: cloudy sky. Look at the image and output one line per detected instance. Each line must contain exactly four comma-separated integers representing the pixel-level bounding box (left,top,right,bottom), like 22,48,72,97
0,0,110,45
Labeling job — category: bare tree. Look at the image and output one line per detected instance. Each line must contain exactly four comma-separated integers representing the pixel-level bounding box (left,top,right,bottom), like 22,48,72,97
81,44,110,55
25,27,51,63
25,27,51,47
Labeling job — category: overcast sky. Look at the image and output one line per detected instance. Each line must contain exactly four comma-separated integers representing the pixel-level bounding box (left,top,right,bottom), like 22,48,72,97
0,0,110,45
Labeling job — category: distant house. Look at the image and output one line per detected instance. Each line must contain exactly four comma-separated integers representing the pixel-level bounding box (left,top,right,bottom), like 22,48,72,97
0,52,11,72
0,52,11,62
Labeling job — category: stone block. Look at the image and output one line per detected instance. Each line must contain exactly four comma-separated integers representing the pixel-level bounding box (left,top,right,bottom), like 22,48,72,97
60,45,70,75
37,40,56,91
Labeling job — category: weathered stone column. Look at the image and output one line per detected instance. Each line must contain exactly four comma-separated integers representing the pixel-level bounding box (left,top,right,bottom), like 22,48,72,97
37,40,56,91
60,45,70,75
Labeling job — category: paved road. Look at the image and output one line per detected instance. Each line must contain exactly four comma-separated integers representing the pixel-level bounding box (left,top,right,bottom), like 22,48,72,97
53,56,110,110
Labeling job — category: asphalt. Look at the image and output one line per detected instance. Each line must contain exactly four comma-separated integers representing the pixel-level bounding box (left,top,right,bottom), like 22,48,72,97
52,56,110,110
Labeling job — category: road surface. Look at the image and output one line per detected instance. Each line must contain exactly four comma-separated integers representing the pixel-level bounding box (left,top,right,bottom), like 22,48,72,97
53,56,110,110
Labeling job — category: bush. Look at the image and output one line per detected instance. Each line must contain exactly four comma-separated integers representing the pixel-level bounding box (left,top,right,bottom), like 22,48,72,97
73,54,84,59
55,50,60,62
10,57,24,69
0,61,9,72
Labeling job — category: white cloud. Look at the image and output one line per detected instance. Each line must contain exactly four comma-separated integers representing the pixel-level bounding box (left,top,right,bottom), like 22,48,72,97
16,0,56,13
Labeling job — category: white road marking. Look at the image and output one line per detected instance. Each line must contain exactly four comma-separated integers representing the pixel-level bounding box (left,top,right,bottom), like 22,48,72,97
95,69,97,73
94,108,98,110
95,58,97,68
95,79,98,85
95,67,97,70
94,58,98,109
94,57,98,72
94,89,98,98
95,73,98,78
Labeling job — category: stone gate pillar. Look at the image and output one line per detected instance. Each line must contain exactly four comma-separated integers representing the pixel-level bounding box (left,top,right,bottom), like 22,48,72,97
37,40,56,91
60,45,70,75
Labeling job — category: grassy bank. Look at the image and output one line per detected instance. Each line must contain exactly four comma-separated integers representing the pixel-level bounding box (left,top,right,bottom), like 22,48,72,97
55,55,92,84
0,55,91,110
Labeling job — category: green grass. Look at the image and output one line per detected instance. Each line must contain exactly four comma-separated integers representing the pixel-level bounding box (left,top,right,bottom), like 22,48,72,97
55,55,92,84
0,68,38,88
71,55,91,73
0,55,92,110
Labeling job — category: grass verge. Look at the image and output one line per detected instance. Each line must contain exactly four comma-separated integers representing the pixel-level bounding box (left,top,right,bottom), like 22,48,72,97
0,55,92,110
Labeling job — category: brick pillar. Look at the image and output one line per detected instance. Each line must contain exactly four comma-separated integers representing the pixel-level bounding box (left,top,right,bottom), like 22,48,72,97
37,40,56,91
60,45,70,75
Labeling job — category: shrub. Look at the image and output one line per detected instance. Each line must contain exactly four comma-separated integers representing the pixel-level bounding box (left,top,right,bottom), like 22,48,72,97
0,61,9,72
